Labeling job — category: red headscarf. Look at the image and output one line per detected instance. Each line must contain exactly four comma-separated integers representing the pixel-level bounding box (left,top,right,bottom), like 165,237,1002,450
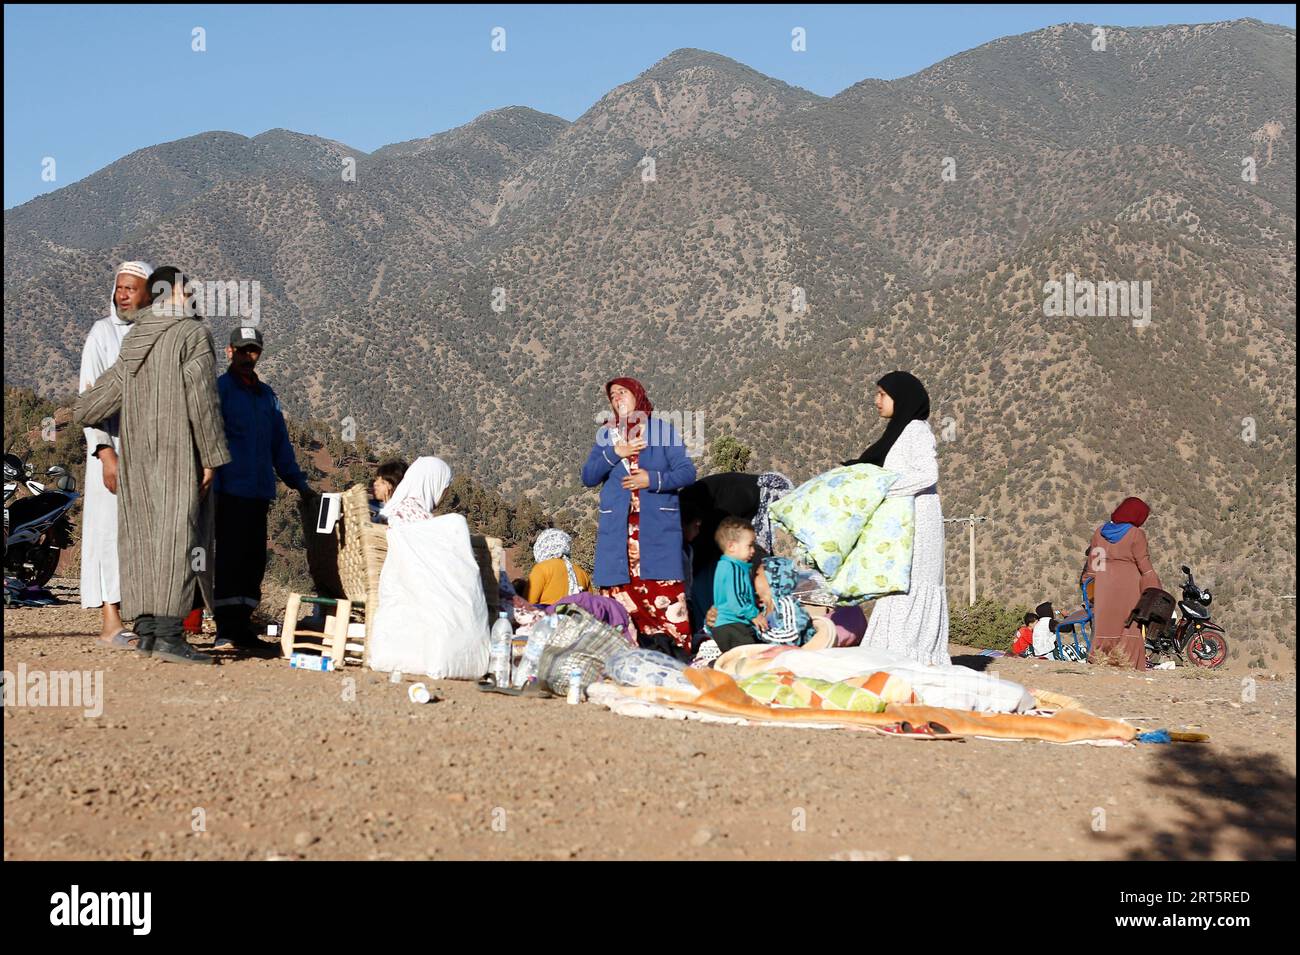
1110,496,1150,527
605,377,653,441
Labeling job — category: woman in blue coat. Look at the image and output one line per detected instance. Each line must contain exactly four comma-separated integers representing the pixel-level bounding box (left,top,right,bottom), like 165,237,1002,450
582,377,697,657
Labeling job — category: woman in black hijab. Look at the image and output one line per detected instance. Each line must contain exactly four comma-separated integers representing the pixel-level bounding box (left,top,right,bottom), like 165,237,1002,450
846,371,950,666
843,371,932,467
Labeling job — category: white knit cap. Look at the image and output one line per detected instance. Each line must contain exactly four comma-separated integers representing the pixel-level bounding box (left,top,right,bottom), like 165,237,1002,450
115,260,153,280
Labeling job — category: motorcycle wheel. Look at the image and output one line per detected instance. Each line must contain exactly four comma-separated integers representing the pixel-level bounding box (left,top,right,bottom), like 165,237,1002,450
23,543,61,588
1187,629,1228,669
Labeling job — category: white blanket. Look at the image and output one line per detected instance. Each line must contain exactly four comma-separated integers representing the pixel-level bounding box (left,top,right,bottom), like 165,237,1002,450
765,646,1036,713
368,513,490,680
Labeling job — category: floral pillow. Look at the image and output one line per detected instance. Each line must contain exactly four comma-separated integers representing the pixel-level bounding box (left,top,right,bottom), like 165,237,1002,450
768,465,898,579
827,495,915,600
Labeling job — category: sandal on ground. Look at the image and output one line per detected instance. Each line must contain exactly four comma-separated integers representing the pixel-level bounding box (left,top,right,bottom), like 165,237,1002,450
100,629,139,650
878,720,961,740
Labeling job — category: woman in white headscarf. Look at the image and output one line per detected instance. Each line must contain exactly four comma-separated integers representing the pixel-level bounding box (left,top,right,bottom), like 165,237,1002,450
378,455,452,526
369,457,490,679
80,260,152,648
526,529,591,604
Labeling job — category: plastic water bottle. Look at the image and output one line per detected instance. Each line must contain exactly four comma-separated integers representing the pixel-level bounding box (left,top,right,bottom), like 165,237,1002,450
513,615,557,688
489,612,513,687
566,661,584,705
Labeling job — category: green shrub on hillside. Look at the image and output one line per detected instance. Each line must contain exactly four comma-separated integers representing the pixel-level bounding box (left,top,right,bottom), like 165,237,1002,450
949,596,1031,650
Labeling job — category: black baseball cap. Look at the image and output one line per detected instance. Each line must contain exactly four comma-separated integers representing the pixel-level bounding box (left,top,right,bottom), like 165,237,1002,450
229,325,265,350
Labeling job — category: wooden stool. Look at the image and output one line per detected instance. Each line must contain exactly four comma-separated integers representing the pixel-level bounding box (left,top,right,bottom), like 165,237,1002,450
281,594,354,665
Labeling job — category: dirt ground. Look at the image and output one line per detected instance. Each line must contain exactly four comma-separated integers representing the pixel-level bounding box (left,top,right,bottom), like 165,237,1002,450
3,578,1295,861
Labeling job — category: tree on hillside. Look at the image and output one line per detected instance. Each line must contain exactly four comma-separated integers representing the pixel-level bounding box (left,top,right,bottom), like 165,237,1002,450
707,434,752,474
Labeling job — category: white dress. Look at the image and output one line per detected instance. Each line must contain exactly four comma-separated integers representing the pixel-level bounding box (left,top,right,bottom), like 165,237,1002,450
862,419,950,666
78,314,133,608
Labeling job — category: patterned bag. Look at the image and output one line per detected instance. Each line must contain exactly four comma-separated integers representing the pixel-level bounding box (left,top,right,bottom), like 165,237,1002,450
537,605,629,696
1052,642,1087,662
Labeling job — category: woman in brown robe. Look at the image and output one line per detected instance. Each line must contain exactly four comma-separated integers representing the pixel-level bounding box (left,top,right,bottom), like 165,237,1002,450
1080,496,1160,669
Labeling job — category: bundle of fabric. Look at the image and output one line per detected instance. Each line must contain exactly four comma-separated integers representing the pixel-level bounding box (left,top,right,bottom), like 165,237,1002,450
768,464,914,603
603,647,695,691
4,578,60,607
592,668,1138,744
714,644,1037,713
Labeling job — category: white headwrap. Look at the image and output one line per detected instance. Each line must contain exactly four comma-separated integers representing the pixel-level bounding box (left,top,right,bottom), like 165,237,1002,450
380,456,452,520
111,260,154,322
534,528,580,596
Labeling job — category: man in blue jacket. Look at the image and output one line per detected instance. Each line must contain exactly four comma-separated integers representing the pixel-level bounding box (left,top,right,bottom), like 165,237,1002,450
212,325,313,650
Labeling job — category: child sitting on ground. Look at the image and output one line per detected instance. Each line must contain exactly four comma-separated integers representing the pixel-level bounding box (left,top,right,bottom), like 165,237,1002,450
710,516,768,653
1011,612,1037,657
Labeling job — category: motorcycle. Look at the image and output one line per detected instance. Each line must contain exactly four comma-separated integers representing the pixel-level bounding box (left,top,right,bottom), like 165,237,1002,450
4,452,80,589
1145,564,1229,669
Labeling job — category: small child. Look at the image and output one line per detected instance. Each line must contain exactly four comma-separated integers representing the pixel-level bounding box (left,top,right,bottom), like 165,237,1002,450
1011,612,1037,657
710,516,768,653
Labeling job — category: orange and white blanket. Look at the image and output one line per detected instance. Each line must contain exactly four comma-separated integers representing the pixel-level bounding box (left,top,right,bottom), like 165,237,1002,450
590,668,1137,745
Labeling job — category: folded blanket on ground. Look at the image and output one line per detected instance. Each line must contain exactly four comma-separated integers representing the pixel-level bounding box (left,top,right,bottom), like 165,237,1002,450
738,669,915,712
715,644,1037,713
597,669,1137,744
768,465,913,602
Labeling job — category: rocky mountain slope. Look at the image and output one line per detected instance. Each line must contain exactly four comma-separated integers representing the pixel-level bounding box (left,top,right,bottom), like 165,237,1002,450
4,18,1294,667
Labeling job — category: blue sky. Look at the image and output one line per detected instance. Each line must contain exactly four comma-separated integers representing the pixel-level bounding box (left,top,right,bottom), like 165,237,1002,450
4,4,1294,208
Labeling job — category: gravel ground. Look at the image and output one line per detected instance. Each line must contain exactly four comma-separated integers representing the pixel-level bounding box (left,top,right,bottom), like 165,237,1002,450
3,579,1294,861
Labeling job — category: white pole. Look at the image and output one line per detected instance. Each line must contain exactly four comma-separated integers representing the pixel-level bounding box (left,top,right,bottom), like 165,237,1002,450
969,513,976,606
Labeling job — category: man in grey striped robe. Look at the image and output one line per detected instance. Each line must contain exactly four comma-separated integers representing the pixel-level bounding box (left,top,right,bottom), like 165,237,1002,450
74,267,231,665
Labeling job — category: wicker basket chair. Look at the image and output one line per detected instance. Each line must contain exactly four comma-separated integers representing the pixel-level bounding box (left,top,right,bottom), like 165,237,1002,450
281,485,386,666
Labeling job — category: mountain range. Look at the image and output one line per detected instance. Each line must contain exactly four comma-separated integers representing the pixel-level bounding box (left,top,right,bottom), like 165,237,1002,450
4,18,1295,668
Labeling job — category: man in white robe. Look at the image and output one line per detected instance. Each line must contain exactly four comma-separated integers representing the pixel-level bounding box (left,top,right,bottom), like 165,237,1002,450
79,260,152,647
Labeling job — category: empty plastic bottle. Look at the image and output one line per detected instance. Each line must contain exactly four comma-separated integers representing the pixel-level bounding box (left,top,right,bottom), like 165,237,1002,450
513,615,557,688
